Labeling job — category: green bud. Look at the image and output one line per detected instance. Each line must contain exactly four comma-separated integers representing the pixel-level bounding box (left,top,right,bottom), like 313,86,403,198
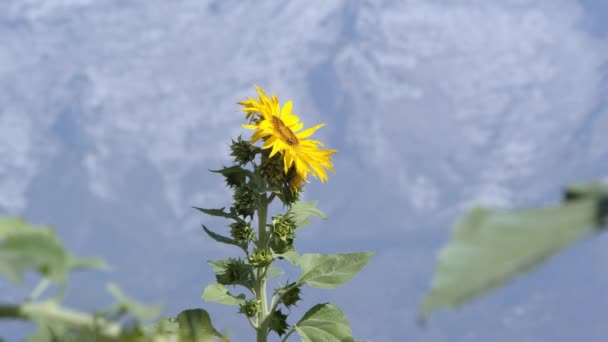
268,309,289,336
280,283,302,309
272,215,296,241
259,150,289,190
230,135,259,165
269,214,295,254
239,299,261,318
233,183,257,218
230,221,254,242
216,258,250,286
249,248,273,268
279,166,302,206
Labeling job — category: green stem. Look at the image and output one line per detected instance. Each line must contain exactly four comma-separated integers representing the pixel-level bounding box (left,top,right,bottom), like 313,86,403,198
256,193,270,342
281,327,296,342
0,301,122,338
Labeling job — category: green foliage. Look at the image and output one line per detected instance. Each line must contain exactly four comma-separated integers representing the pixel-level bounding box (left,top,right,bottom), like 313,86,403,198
0,217,106,285
293,303,354,342
201,225,245,250
174,309,225,341
298,252,373,289
202,284,246,306
286,200,326,228
420,181,608,321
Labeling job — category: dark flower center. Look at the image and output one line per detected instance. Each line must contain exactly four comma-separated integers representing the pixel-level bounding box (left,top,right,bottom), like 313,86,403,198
271,116,299,146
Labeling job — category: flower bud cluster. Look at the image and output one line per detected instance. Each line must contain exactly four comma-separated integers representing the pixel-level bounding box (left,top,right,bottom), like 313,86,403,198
233,183,257,219
239,299,261,317
230,135,259,166
269,214,296,254
249,248,273,268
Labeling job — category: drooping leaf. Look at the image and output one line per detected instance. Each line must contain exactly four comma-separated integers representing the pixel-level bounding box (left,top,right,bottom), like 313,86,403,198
298,252,373,289
295,303,354,342
176,309,224,341
201,224,244,249
107,283,162,322
419,197,601,321
193,206,243,222
210,165,253,189
202,284,246,306
287,201,326,228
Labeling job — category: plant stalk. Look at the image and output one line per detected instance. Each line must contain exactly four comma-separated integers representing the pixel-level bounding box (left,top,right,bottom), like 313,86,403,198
256,193,269,342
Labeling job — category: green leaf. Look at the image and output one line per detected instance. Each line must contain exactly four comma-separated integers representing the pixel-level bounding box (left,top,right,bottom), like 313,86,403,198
193,206,243,222
107,283,162,322
266,265,284,279
0,216,32,237
67,256,109,272
210,165,253,186
298,252,373,289
176,309,224,341
0,220,69,284
419,198,600,321
287,201,327,228
0,217,108,287
274,250,300,266
202,284,246,306
202,224,244,249
295,303,354,342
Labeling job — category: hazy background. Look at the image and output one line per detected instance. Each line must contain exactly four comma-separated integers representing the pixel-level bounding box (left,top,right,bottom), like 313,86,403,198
1,0,607,341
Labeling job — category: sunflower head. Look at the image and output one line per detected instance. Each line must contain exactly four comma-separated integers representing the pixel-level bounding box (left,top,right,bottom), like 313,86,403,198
239,86,337,190
237,85,279,122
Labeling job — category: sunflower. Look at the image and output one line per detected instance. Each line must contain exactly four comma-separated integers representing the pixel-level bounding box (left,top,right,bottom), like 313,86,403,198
239,86,337,185
237,85,279,122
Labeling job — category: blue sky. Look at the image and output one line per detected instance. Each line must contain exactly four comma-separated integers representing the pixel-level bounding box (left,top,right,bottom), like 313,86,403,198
1,1,607,341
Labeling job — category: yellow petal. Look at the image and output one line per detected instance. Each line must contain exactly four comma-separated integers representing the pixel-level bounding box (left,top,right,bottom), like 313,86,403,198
296,123,325,139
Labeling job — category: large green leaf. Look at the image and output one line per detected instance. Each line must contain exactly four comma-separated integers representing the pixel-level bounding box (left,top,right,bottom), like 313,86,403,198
176,309,224,341
419,196,601,321
202,284,246,306
298,252,373,289
295,303,354,342
287,201,326,228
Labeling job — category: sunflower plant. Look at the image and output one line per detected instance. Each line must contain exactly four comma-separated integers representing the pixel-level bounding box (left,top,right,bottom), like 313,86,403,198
195,86,373,341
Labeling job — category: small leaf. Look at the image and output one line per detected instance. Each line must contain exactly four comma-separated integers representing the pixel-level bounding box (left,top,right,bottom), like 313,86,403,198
298,252,373,289
287,201,326,228
67,256,109,272
419,198,600,321
176,309,223,340
202,225,244,249
107,283,162,321
202,284,246,306
295,303,354,342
